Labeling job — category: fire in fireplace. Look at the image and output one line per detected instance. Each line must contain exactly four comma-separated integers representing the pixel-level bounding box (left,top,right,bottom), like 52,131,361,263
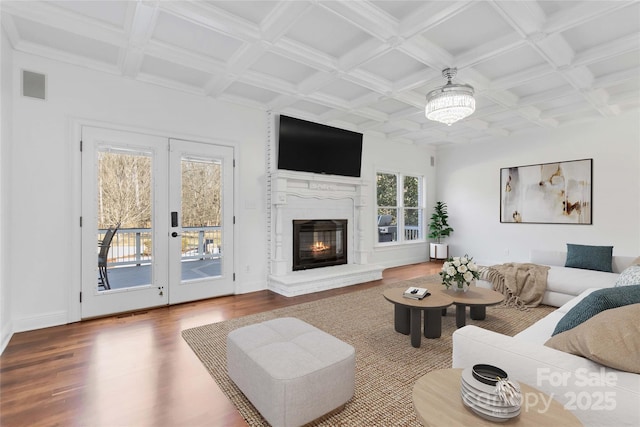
292,219,347,271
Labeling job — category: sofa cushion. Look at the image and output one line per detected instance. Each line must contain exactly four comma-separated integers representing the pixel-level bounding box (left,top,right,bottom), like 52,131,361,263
552,285,640,335
545,304,640,374
565,243,613,272
615,265,640,287
545,267,618,296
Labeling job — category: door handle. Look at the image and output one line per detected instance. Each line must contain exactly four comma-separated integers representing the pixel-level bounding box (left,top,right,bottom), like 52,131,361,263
171,231,181,237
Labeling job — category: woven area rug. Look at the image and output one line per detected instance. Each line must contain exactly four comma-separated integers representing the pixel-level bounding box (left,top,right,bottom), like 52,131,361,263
182,275,555,426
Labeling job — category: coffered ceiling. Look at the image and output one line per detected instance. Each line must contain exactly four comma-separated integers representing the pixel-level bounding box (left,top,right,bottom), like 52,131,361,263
2,1,639,146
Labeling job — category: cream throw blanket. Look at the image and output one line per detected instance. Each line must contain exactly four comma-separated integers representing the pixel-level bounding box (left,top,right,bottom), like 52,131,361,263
480,263,550,309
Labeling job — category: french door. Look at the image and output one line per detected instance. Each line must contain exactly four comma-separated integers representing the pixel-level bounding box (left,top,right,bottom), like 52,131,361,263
81,127,234,318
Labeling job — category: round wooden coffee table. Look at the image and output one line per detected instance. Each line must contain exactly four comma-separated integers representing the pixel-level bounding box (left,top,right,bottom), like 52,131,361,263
383,288,453,348
412,368,582,426
440,286,505,328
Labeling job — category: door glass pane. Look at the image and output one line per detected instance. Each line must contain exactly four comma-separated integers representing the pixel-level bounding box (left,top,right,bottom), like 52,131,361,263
97,149,152,291
180,157,222,281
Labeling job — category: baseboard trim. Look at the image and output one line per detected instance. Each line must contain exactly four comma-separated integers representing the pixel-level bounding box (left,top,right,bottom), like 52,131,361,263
13,310,68,333
0,322,13,355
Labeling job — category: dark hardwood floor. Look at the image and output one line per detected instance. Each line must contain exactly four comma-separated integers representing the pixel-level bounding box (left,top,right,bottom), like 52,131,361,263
0,262,442,427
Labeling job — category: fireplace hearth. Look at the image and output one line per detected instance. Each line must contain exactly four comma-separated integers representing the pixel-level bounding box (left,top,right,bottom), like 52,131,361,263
293,219,347,271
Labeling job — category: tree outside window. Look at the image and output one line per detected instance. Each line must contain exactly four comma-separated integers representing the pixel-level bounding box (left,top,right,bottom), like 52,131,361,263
376,172,424,243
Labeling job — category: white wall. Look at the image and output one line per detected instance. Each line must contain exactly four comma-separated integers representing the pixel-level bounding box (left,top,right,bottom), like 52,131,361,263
6,50,436,335
0,24,14,352
436,112,640,266
9,51,268,332
364,134,437,268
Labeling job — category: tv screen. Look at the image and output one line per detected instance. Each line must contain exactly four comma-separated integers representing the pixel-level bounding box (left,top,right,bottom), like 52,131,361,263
277,115,363,177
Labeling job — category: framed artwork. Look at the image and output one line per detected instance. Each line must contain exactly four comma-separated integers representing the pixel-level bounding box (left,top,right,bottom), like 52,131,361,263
500,158,592,224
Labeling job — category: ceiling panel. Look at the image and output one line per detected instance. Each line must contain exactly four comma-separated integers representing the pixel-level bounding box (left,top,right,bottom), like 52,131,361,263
285,5,372,58
561,3,640,53
359,49,428,82
152,11,243,61
249,52,317,85
421,2,515,57
50,0,129,28
205,0,279,25
11,16,120,65
140,55,212,88
2,0,639,146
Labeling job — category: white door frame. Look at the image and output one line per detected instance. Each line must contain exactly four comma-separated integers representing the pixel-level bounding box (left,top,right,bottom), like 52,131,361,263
69,119,238,322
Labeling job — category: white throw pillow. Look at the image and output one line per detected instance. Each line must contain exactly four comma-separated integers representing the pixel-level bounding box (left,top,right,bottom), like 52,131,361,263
615,265,640,287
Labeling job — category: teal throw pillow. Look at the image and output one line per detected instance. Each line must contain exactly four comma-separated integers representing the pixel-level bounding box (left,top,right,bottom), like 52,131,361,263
615,265,640,287
565,243,613,272
552,285,640,336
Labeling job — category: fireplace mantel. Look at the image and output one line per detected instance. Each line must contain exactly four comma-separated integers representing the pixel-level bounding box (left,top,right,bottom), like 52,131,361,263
268,170,383,296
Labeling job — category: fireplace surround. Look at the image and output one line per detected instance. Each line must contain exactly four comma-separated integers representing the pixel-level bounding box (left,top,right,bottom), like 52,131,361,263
268,170,384,296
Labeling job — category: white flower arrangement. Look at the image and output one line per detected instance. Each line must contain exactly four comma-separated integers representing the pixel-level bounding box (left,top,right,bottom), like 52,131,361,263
440,254,480,290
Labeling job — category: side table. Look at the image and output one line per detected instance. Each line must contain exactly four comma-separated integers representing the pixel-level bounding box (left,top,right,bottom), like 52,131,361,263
412,368,582,426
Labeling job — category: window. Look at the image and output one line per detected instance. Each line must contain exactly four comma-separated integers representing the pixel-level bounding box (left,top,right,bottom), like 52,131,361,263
376,172,424,244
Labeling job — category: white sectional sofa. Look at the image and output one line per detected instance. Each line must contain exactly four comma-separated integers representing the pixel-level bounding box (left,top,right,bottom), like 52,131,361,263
455,250,640,426
477,249,637,307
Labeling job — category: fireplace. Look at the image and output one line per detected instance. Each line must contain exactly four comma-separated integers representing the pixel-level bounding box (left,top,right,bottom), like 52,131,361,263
293,219,347,271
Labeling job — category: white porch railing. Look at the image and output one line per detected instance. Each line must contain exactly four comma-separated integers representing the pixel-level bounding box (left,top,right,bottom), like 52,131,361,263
99,226,222,266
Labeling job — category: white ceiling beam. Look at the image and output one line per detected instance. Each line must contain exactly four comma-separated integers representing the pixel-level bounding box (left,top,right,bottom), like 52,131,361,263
119,2,159,78
338,38,394,71
204,74,236,98
349,106,389,122
399,1,474,40
490,0,546,36
0,14,20,48
534,33,575,68
517,85,577,106
226,41,269,76
560,67,595,90
10,39,120,76
260,1,313,43
398,36,452,71
454,33,525,69
489,64,554,90
143,40,226,75
271,38,336,73
136,72,205,96
160,1,259,43
296,71,337,95
593,67,640,89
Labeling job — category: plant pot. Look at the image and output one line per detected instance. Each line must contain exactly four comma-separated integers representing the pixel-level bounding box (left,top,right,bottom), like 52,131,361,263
429,243,448,260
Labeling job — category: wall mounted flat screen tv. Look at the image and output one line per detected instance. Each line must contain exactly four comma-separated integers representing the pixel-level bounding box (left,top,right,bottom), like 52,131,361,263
277,115,363,177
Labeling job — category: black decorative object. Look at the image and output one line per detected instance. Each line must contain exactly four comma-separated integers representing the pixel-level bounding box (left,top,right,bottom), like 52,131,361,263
472,364,508,386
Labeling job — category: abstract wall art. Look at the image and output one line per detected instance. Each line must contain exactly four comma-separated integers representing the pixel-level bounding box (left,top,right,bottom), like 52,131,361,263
500,159,592,224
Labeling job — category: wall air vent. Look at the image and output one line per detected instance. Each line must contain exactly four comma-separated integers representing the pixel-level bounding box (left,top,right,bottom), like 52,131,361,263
22,70,46,100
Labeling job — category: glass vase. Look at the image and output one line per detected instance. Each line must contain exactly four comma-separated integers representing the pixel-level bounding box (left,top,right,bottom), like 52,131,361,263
454,280,469,292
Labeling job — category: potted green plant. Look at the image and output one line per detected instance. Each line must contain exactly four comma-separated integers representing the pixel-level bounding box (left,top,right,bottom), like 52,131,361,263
428,201,454,260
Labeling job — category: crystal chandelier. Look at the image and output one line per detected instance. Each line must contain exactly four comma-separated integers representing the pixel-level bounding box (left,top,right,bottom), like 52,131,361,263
425,68,475,126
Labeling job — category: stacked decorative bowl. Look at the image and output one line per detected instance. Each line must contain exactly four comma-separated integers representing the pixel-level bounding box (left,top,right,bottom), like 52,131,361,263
460,364,522,422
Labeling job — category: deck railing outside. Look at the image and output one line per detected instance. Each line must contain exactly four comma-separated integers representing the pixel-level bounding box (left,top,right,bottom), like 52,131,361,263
99,226,222,267
405,226,420,240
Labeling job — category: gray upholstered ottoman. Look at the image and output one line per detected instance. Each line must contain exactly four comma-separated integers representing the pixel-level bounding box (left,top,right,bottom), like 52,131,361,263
226,317,355,427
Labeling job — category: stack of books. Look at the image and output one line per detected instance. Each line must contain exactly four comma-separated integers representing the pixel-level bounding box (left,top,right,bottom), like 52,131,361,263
403,287,429,300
